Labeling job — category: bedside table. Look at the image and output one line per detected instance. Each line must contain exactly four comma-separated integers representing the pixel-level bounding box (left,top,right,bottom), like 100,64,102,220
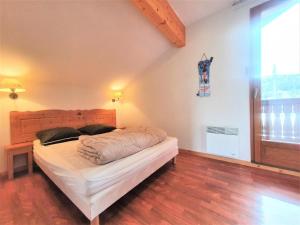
5,142,33,180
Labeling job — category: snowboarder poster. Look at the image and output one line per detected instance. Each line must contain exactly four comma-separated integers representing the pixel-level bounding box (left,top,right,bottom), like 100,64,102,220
197,54,213,97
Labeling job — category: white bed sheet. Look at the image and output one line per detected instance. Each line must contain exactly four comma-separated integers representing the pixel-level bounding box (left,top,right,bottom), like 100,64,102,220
33,137,178,197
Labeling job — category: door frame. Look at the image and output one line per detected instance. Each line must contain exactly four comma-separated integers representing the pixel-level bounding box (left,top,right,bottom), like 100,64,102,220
249,0,300,170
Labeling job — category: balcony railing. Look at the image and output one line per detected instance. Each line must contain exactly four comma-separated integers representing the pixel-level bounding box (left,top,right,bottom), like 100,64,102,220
261,98,300,143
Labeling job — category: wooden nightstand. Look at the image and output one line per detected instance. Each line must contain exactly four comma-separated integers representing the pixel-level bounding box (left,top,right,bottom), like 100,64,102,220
5,142,33,180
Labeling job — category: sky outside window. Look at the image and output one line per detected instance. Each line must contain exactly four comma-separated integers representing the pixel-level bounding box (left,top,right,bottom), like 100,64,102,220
261,3,300,77
260,3,300,100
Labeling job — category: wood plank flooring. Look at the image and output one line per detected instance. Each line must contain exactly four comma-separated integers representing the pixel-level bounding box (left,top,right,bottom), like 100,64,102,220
0,151,299,225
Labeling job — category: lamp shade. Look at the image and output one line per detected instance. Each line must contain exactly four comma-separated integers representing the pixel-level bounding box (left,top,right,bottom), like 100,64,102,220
0,78,26,93
114,91,123,98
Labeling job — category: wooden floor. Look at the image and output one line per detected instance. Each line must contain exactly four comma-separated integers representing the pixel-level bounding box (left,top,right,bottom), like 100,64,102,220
1,151,300,225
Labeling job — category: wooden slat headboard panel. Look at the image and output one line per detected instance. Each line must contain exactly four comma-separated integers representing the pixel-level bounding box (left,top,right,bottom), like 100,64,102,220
10,109,116,145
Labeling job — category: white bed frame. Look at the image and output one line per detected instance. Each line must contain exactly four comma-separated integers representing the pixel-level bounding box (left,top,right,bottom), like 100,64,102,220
35,148,178,225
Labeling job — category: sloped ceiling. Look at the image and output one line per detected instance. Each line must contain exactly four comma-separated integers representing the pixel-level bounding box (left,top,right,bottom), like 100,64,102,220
0,0,232,89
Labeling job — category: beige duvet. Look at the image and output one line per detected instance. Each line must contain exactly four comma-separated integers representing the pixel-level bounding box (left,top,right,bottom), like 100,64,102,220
78,127,167,165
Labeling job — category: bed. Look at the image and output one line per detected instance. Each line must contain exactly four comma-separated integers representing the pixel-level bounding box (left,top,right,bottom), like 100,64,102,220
10,109,178,225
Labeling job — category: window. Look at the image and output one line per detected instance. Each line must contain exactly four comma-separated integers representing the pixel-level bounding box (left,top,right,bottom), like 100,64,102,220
261,3,300,100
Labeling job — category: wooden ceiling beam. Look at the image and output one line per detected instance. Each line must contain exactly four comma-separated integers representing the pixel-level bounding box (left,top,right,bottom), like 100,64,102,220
131,0,186,47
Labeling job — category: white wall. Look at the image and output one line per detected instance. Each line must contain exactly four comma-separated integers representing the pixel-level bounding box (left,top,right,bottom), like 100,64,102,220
123,2,260,161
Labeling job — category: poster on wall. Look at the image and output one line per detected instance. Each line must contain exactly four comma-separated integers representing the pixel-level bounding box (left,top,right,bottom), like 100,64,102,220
197,54,213,97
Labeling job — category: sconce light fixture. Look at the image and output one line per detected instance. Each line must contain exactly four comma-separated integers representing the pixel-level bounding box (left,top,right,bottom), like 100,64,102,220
0,78,26,99
112,90,123,102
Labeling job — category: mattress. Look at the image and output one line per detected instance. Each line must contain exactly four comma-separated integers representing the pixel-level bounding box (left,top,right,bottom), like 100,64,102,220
33,137,178,197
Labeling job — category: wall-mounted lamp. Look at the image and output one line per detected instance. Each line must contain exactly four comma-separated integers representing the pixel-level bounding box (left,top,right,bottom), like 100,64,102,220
0,78,26,99
112,91,123,102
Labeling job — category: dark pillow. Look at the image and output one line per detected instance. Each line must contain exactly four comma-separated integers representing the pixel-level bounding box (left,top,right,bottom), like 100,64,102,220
78,124,116,135
36,127,81,146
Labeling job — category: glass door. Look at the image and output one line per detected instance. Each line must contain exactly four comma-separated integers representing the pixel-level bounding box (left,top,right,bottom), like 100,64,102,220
251,0,300,171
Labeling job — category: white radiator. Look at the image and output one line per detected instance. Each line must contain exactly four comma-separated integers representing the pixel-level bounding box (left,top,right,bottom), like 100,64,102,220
206,126,239,159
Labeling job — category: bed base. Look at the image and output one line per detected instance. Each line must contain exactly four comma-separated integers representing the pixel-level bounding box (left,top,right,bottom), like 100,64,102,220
90,156,177,225
90,216,100,225
172,156,177,165
35,147,178,225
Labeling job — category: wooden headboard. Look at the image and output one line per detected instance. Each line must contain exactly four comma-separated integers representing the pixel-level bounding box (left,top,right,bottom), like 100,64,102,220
10,109,116,145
